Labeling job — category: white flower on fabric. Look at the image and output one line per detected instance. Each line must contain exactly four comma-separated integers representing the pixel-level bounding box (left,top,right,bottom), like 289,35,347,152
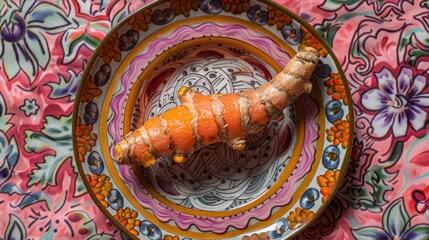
362,67,429,138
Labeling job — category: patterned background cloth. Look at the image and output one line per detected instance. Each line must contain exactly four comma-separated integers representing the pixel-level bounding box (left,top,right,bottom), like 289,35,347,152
1,0,429,239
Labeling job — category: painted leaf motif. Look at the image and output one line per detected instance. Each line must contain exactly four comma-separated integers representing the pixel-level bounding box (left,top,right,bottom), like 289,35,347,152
24,115,73,188
0,132,18,186
111,2,131,27
47,70,81,101
15,191,52,209
315,20,340,48
87,233,118,240
61,30,102,64
319,0,362,11
382,198,410,237
4,214,27,240
0,93,13,133
351,227,390,240
410,150,429,166
401,224,429,240
26,2,75,34
24,30,49,69
338,142,401,211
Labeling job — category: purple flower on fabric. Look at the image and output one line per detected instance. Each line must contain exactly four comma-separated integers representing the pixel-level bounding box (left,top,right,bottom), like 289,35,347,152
0,0,73,81
362,67,429,138
352,198,429,240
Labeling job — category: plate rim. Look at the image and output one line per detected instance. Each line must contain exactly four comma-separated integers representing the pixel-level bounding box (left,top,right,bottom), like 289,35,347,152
72,0,354,239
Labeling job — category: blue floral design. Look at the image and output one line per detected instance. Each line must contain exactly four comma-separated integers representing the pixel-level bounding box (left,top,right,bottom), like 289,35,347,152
107,189,123,210
281,24,303,46
267,218,289,239
325,100,344,123
200,0,222,14
19,99,39,117
322,145,340,169
140,220,162,240
300,188,320,209
247,5,268,25
88,151,104,175
0,0,74,82
352,198,429,240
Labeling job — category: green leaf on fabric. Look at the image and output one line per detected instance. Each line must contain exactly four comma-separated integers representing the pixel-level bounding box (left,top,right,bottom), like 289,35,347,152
319,0,362,11
47,69,81,101
0,93,13,133
27,2,75,34
402,224,429,240
4,214,27,240
24,115,74,188
351,226,390,240
87,233,118,240
315,21,341,48
383,198,410,237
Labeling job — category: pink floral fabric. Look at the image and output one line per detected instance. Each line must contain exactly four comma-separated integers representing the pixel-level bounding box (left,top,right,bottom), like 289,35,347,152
1,0,428,239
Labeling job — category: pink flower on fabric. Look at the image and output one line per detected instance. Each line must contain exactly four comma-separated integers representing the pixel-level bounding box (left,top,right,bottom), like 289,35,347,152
362,67,429,138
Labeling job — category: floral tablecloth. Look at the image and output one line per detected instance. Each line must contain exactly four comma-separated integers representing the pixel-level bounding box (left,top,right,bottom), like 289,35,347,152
1,0,429,239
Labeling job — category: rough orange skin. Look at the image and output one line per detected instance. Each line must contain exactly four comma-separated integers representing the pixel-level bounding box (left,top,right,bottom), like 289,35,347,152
244,89,270,125
144,117,172,155
193,93,221,146
219,93,247,142
162,106,195,154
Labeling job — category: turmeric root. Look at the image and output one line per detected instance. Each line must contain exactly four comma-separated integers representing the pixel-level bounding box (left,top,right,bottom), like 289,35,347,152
114,47,320,167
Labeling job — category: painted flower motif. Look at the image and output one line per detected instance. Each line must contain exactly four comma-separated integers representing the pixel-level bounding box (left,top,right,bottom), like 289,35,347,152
241,232,269,240
200,0,223,14
299,26,328,58
267,218,289,239
287,207,315,230
324,73,349,105
267,8,292,30
76,118,97,162
352,198,429,240
88,151,104,175
314,61,332,78
300,188,320,209
115,207,142,236
247,5,268,25
86,174,113,207
19,99,39,117
322,145,340,170
99,32,121,64
317,169,341,202
281,25,303,46
107,189,124,211
84,102,99,125
170,0,199,17
0,0,73,81
362,67,429,138
81,75,102,103
222,0,251,14
412,189,429,213
163,235,180,240
325,100,344,123
151,8,175,25
326,114,350,148
128,9,152,31
140,220,162,240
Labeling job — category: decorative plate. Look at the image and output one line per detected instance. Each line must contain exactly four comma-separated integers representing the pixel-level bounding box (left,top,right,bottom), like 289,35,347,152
72,0,353,239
